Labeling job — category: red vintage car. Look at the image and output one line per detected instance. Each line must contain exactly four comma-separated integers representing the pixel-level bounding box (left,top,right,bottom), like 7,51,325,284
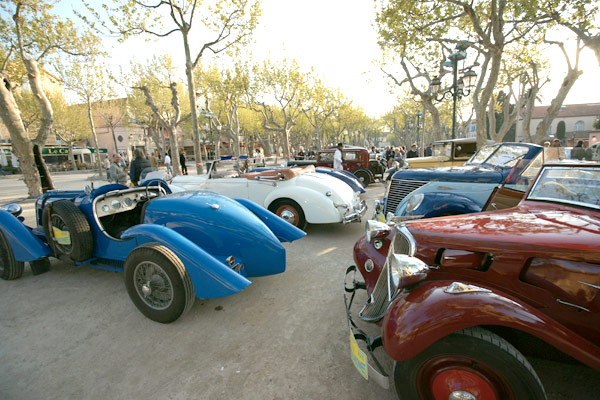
344,163,600,399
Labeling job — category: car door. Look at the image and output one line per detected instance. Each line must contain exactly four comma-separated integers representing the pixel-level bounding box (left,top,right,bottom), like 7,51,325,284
205,177,249,199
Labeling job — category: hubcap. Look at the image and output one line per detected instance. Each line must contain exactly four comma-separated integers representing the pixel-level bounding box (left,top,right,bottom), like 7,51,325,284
449,391,478,400
133,261,174,310
279,209,296,224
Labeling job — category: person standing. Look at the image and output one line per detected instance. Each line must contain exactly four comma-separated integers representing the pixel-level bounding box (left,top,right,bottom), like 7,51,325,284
109,154,128,185
333,142,344,170
103,155,111,180
407,144,419,158
552,138,561,147
130,149,152,186
572,140,592,160
425,143,433,157
179,150,188,175
164,152,172,175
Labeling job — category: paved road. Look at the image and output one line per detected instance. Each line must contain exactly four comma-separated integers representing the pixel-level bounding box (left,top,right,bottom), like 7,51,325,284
0,172,598,399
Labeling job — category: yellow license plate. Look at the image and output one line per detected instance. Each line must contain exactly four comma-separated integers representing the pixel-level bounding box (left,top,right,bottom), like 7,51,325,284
349,331,368,380
52,227,71,245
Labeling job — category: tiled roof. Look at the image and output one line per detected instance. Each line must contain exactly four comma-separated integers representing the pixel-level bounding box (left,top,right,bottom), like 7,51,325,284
531,103,600,119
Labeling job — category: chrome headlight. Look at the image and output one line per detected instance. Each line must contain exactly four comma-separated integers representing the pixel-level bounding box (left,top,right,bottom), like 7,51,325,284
405,193,424,213
389,254,429,289
365,220,391,242
0,203,22,217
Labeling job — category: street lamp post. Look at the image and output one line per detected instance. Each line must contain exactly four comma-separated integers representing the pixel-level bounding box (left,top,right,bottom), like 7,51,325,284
430,43,477,139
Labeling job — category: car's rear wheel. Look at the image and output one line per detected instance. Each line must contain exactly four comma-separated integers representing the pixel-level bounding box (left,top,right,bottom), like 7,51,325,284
393,327,546,400
42,200,93,262
353,168,373,185
124,243,195,323
269,199,307,230
0,229,24,280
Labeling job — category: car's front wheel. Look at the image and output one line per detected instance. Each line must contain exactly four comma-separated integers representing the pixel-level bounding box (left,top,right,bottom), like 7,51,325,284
124,243,195,323
393,327,546,400
269,199,307,230
0,229,24,280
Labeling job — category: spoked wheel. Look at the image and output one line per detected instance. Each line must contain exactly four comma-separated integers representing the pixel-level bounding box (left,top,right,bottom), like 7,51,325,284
0,229,24,280
124,243,195,323
394,327,546,400
42,200,93,262
269,199,307,230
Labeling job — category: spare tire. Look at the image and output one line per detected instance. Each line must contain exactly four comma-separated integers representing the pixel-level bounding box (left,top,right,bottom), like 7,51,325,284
43,200,94,262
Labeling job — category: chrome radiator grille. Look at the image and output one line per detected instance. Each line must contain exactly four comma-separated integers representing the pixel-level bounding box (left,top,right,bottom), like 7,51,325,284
358,226,415,322
384,179,429,215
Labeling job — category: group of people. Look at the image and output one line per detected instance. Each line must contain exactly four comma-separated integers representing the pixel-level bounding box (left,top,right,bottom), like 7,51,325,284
294,146,316,160
103,148,189,186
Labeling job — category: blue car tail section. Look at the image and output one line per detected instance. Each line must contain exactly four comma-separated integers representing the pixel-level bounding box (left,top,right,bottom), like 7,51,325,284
122,224,252,298
234,198,306,242
0,210,52,262
142,191,292,277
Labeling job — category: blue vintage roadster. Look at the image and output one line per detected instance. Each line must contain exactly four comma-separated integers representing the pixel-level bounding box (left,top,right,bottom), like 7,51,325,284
0,180,305,323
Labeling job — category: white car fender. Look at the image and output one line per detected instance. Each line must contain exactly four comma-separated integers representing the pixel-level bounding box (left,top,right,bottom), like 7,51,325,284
264,186,342,224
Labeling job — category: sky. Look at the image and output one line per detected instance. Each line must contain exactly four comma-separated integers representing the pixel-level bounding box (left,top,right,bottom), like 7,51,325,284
58,0,599,117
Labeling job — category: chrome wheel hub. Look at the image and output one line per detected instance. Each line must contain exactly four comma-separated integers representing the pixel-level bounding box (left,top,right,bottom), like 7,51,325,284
280,209,296,224
448,391,478,400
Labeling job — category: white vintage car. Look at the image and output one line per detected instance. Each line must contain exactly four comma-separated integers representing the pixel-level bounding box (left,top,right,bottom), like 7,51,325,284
170,160,366,230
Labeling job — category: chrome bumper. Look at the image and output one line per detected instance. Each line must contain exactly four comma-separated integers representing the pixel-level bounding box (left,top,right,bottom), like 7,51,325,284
343,265,390,389
342,200,368,224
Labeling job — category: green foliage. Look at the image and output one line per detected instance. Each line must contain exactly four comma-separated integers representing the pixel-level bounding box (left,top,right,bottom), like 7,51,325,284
557,120,566,138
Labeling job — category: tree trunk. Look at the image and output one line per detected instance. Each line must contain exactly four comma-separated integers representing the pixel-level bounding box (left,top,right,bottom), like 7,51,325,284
110,124,119,156
534,68,583,143
0,75,42,196
182,34,204,174
68,141,78,171
86,97,104,175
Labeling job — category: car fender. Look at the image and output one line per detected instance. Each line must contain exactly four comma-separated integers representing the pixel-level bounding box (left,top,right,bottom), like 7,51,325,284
233,198,306,242
382,280,600,370
121,224,252,299
264,186,341,224
399,191,483,217
0,210,52,262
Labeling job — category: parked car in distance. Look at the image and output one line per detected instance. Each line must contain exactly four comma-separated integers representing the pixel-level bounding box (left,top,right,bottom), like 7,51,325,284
405,137,484,169
289,146,387,185
251,165,366,194
345,162,600,399
0,181,305,323
171,160,367,230
377,142,545,219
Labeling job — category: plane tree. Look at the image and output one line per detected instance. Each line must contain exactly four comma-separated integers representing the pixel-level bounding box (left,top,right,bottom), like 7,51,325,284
81,0,260,173
0,0,100,195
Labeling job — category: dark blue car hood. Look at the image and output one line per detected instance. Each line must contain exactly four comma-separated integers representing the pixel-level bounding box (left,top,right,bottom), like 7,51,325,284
391,165,505,184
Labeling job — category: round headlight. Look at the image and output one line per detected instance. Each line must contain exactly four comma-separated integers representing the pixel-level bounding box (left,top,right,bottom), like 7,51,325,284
405,193,424,213
0,203,22,216
389,254,429,288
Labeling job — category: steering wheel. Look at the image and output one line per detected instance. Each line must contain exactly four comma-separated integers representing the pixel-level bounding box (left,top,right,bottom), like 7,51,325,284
144,179,168,200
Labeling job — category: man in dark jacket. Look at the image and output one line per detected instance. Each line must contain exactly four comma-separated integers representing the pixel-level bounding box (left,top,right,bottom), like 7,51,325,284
129,149,152,185
407,144,419,158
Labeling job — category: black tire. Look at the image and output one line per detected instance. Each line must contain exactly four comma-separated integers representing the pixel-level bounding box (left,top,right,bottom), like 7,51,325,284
268,199,307,230
0,229,24,280
394,327,546,400
353,168,373,185
42,200,93,262
124,243,195,323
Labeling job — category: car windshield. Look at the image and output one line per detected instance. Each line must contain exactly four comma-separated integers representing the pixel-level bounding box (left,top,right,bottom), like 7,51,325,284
433,143,452,157
528,166,600,209
467,144,529,168
207,158,248,178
